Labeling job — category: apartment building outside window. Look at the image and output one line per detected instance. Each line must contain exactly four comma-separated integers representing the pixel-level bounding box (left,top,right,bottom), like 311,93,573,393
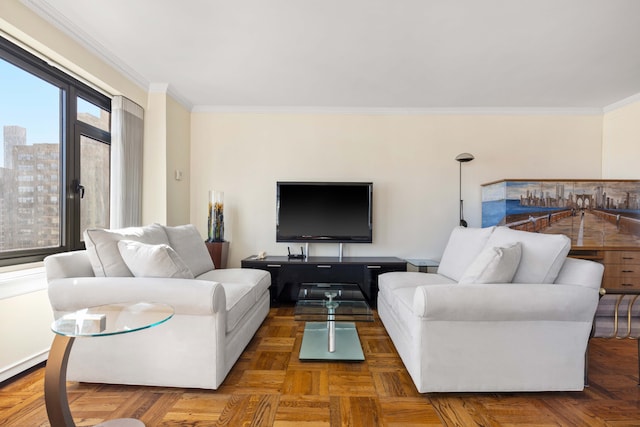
0,36,111,266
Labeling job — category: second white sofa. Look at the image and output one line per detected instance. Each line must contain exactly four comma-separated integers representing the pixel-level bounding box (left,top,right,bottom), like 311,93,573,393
378,226,604,393
45,223,270,390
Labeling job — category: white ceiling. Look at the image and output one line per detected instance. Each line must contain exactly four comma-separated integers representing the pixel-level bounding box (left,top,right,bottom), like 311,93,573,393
22,0,640,112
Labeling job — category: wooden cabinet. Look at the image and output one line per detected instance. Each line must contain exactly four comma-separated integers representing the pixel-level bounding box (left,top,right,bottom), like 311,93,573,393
241,256,406,306
569,248,640,291
602,250,640,291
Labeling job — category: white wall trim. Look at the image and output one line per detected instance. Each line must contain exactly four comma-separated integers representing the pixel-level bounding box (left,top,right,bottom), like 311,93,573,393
0,23,113,98
25,0,634,117
0,266,47,300
22,0,195,110
603,92,640,113
147,83,192,110
166,87,192,110
21,0,630,118
191,105,604,116
0,350,49,383
20,0,148,91
148,82,169,93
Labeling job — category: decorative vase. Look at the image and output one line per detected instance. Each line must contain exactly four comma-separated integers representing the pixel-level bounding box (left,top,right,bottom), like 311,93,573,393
207,190,224,242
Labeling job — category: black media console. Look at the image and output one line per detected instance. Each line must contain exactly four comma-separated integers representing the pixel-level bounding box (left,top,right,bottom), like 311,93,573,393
241,255,407,306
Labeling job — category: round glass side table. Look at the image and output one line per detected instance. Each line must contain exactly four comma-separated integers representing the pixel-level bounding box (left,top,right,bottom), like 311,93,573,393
45,302,174,427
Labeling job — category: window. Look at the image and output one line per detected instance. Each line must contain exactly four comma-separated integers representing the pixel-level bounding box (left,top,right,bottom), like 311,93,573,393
79,133,110,235
0,36,111,266
78,97,110,132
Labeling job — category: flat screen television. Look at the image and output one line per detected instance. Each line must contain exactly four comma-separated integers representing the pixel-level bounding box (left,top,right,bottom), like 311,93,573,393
276,181,373,243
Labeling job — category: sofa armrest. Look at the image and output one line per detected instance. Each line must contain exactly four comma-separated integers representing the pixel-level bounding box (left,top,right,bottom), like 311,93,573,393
48,277,225,316
554,257,604,290
412,283,599,322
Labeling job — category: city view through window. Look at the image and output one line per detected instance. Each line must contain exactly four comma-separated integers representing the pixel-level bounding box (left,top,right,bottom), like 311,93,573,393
1,57,110,255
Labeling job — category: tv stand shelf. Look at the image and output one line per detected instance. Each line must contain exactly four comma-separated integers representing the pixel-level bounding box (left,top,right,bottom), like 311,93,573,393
241,256,407,306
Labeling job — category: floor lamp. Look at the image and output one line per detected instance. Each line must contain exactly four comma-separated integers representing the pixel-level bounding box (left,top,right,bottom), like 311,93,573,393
455,152,475,227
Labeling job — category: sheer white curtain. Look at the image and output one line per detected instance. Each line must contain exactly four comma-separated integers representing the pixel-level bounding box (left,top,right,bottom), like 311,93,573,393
110,96,144,228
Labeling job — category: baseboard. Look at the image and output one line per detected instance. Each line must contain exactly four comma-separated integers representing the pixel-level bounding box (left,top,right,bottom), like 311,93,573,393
0,349,49,383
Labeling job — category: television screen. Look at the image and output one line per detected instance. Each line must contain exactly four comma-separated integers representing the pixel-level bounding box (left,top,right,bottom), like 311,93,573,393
276,182,373,243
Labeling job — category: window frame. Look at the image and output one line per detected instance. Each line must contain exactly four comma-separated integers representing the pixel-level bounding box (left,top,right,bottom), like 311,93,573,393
0,36,111,267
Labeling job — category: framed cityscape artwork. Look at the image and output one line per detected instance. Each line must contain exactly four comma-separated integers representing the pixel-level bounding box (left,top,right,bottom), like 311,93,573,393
481,179,640,248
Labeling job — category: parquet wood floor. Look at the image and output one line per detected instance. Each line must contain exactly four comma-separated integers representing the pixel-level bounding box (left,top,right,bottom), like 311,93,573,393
1,306,640,426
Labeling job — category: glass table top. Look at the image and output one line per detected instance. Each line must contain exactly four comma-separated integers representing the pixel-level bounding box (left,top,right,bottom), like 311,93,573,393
405,258,440,268
298,282,366,301
295,283,373,322
51,302,174,338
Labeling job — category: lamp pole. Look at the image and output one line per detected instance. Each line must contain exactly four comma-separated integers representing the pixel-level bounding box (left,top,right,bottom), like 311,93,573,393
455,153,475,227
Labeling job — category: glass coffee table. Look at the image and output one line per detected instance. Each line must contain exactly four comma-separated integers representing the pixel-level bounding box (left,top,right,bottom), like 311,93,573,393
45,302,174,427
294,283,373,361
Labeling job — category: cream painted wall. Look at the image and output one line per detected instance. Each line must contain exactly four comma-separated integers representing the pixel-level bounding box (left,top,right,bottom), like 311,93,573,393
166,96,191,226
0,288,53,382
603,101,640,179
143,89,191,226
142,90,168,225
191,113,602,267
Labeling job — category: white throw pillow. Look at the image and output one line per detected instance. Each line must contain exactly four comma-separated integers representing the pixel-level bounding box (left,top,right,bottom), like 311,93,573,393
458,242,522,284
84,223,170,277
484,226,571,284
437,226,496,281
117,240,194,279
163,224,215,276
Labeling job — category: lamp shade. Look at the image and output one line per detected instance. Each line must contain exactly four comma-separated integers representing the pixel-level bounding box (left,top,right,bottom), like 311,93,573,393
455,152,475,163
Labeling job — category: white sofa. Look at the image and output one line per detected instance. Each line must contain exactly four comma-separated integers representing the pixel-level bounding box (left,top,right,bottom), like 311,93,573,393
44,223,270,390
378,226,604,393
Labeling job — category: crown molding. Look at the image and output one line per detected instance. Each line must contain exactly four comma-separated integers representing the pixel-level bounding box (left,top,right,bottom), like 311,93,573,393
603,92,640,113
191,105,604,115
148,83,169,93
22,0,196,110
166,87,193,110
21,0,149,91
20,0,635,116
147,83,193,110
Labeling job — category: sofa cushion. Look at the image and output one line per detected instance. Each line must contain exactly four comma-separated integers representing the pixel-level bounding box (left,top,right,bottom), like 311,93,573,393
196,268,271,300
378,271,456,303
164,224,215,276
437,226,496,281
84,223,170,277
196,268,271,333
117,240,194,279
458,242,522,284
484,226,571,284
222,283,257,333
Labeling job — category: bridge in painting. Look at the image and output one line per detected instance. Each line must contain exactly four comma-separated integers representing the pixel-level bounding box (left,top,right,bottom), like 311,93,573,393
505,209,640,247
